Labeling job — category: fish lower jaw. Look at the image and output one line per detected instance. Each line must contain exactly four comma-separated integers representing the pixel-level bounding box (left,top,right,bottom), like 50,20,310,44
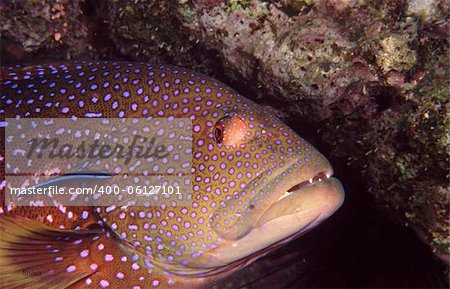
193,177,344,268
257,176,344,229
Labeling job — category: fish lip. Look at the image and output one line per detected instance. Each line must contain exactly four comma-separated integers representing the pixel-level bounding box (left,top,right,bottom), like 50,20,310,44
256,175,343,228
261,176,344,245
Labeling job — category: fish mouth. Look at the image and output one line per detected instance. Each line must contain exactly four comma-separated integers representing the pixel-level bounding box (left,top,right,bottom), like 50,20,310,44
277,170,333,202
241,172,344,261
188,163,345,271
255,169,340,226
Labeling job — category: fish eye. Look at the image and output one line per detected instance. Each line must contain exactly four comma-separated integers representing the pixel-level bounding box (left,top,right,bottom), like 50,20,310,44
213,116,247,147
214,123,224,144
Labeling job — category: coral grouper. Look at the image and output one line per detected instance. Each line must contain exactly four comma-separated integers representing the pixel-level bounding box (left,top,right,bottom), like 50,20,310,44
0,61,344,288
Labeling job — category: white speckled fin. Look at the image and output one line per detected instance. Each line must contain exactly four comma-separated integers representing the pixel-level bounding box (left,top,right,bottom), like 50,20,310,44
0,216,100,289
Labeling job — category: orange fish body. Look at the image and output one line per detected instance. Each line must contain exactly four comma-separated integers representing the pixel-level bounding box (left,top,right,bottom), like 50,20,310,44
0,61,345,288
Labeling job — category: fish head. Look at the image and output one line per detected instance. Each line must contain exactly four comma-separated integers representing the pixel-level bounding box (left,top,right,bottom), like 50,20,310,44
183,101,345,270
105,92,344,279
